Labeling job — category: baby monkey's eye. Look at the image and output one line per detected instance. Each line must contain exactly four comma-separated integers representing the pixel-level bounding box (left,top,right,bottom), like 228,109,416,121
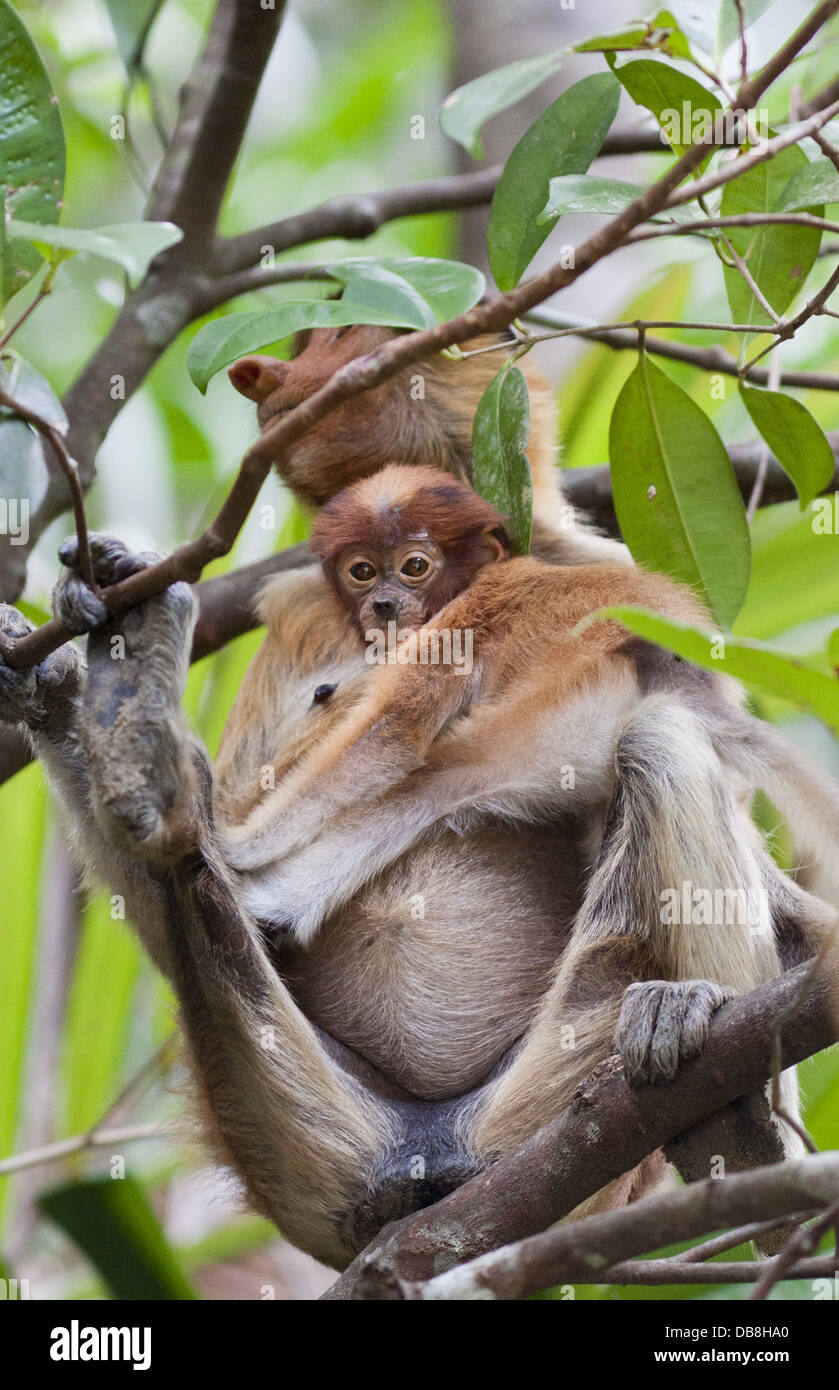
401,555,430,579
349,560,376,582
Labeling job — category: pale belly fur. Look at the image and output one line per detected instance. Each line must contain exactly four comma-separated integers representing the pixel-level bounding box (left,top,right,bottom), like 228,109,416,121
275,819,586,1099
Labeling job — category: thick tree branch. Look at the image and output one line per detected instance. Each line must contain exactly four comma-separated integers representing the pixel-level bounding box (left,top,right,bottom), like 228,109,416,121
208,130,685,278
323,948,839,1299
147,0,285,245
0,0,286,600
408,1154,839,1300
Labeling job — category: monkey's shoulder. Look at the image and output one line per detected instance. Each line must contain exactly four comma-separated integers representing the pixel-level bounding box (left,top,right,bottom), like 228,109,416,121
461,556,707,634
257,563,359,670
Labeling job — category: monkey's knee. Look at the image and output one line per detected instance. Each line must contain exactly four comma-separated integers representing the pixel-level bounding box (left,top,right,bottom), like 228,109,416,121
616,978,734,1087
87,731,206,864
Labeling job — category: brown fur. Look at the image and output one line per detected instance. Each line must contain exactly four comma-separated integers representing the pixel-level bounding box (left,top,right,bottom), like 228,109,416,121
228,326,625,566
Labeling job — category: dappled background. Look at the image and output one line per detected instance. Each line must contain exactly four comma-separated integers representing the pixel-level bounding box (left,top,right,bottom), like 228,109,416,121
1,0,838,1299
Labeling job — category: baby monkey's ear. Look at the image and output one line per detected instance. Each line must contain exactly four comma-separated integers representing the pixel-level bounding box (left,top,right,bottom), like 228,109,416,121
479,524,511,563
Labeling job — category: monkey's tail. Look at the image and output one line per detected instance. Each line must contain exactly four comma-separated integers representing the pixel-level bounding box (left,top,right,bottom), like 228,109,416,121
714,713,839,910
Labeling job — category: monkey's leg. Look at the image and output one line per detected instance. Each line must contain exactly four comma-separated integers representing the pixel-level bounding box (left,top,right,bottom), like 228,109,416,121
46,540,439,1265
54,533,205,864
467,698,803,1186
221,654,478,869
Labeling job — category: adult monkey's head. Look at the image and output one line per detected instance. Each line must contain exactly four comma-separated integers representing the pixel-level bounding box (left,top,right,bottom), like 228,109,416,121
227,324,556,509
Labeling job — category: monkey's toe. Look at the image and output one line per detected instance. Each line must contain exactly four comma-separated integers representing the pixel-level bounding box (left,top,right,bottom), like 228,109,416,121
58,531,161,587
616,979,734,1087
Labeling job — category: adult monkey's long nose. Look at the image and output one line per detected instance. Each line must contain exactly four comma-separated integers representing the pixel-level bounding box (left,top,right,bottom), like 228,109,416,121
227,355,288,403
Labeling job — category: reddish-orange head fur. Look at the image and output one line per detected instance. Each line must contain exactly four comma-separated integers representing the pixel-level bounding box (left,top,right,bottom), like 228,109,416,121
311,464,510,633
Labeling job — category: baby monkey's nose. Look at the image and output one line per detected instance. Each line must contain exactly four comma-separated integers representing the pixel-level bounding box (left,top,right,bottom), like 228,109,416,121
372,598,398,621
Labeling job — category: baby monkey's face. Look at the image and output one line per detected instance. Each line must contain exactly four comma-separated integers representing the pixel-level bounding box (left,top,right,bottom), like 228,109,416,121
336,535,446,633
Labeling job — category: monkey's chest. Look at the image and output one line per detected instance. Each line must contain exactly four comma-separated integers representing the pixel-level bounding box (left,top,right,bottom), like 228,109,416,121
277,820,585,1100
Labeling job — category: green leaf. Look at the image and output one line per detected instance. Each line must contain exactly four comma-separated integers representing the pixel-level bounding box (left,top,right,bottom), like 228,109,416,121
334,256,485,327
436,9,691,157
0,353,67,431
574,10,693,59
539,174,709,228
614,59,721,161
472,365,533,555
0,763,45,1226
719,143,822,326
829,628,839,674
775,157,839,212
587,605,839,733
39,1176,197,1300
609,355,750,626
739,384,835,510
7,219,183,288
439,51,565,160
187,256,484,392
0,0,65,306
717,0,777,61
0,417,48,511
487,73,620,291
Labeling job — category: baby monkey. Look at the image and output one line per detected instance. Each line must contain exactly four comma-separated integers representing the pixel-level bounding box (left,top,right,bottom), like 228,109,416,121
312,464,509,636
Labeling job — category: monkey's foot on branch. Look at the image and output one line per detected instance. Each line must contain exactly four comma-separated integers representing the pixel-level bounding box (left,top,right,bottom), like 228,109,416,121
0,605,81,731
616,979,735,1086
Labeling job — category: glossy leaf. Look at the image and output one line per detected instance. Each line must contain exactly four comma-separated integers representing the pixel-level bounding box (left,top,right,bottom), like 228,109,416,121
0,353,67,432
539,174,708,228
437,9,690,158
609,356,750,626
472,365,533,554
0,418,48,513
39,1177,197,1300
615,59,721,160
487,73,620,291
739,384,835,510
187,257,484,392
0,0,65,305
334,256,485,326
775,157,839,212
574,10,692,59
719,143,822,326
439,51,565,160
587,605,839,733
7,219,183,288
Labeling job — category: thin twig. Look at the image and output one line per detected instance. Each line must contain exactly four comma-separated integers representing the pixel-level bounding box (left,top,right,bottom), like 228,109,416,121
750,1197,839,1300
0,1123,173,1177
677,1210,818,1262
0,387,95,592
746,348,782,521
734,0,749,86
